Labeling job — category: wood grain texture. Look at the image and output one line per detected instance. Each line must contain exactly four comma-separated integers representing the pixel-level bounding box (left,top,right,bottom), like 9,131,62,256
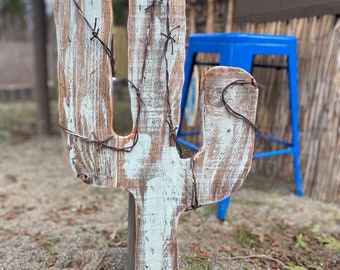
55,0,118,187
55,0,258,269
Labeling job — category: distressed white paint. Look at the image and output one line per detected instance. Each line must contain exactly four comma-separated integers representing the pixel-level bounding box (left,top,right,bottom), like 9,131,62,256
55,1,258,269
141,176,182,269
80,94,94,127
123,134,152,179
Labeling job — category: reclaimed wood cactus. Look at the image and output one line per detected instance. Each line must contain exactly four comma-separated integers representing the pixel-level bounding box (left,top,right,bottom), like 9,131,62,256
55,0,258,269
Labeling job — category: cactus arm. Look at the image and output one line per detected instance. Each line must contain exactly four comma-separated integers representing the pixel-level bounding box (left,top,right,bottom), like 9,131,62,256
193,66,259,204
126,0,185,137
55,0,122,187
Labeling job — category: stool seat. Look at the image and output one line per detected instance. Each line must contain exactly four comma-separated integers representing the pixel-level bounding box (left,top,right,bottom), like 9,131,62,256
178,33,304,220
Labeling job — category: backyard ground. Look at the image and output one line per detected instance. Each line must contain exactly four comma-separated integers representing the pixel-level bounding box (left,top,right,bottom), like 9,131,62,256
0,38,339,270
0,101,339,270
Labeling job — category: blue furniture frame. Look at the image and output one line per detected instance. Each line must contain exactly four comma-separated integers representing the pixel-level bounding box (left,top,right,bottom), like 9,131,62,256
177,33,304,220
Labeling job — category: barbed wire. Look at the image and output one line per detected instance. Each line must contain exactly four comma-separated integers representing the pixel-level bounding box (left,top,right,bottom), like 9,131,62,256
72,0,115,75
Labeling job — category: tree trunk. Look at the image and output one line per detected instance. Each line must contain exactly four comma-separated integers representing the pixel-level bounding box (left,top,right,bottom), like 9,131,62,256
32,0,51,136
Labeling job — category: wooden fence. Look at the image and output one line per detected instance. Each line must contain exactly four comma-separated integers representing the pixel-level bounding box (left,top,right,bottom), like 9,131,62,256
233,16,339,201
185,7,339,201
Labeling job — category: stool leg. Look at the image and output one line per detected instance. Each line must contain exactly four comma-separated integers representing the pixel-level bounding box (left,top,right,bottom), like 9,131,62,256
180,51,196,122
217,197,231,221
178,50,197,140
288,53,304,197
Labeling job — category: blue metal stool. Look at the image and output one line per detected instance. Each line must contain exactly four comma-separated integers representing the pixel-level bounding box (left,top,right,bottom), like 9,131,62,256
177,33,304,220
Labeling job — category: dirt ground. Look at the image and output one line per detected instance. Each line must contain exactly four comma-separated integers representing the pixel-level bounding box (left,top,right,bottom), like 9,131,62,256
0,41,339,270
0,101,339,270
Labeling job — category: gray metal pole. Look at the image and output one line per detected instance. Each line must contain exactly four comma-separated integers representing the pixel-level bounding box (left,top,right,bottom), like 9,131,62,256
127,193,136,270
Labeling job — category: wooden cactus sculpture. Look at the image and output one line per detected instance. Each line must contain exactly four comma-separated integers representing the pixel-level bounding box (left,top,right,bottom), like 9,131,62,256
55,0,258,269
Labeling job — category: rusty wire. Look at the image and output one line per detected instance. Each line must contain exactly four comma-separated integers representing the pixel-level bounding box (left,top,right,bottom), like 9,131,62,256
60,0,141,152
221,79,259,131
161,1,182,147
158,0,200,209
60,124,139,152
64,1,261,212
186,78,259,211
72,0,115,75
185,156,202,211
221,79,286,147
